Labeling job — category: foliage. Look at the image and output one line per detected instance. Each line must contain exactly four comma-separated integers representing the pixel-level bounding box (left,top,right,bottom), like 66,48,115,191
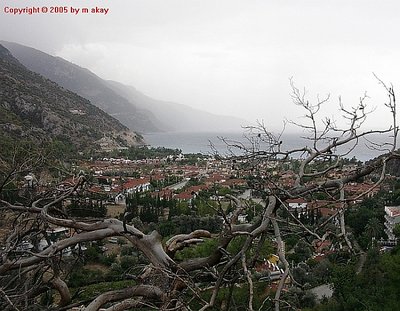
175,238,219,261
193,281,271,310
226,235,273,261
84,245,117,266
0,47,136,161
284,287,317,309
192,198,218,217
70,280,135,302
346,194,386,249
121,245,136,256
393,223,400,239
68,267,106,288
159,215,223,236
311,248,400,311
126,192,167,223
287,240,313,264
119,255,139,272
67,196,107,218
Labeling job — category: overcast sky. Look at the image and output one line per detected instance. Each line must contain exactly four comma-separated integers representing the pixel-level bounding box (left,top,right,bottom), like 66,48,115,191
1,0,400,131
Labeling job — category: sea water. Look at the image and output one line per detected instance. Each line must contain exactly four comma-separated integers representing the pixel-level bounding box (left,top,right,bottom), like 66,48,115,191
143,131,396,162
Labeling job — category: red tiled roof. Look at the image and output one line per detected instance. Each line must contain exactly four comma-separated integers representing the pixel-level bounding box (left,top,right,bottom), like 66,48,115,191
88,186,103,193
309,200,341,209
151,175,165,181
174,192,193,200
318,207,337,217
186,185,207,193
221,179,247,186
123,178,150,190
387,206,400,217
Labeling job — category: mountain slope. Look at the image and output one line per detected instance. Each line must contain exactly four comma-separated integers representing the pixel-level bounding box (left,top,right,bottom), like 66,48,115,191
1,41,164,133
0,44,142,156
106,80,247,133
2,41,247,134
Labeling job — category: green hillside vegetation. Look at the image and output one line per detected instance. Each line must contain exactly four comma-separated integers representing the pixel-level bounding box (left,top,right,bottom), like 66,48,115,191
0,44,142,160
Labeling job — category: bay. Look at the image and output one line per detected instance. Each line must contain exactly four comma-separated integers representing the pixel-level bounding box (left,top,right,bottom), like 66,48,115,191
143,131,397,162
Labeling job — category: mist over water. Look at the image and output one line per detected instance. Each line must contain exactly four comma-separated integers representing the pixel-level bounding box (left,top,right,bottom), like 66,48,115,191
144,132,396,162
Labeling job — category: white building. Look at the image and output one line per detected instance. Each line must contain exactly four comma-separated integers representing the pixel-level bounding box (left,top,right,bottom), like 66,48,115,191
384,206,400,241
123,178,151,194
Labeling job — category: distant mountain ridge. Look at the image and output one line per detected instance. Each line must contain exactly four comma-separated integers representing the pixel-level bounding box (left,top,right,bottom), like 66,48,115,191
1,41,247,134
1,41,164,133
106,80,247,133
0,44,142,156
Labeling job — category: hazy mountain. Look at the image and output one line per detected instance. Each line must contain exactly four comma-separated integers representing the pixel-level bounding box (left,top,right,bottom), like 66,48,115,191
0,44,142,156
1,41,247,134
106,80,247,133
1,41,164,133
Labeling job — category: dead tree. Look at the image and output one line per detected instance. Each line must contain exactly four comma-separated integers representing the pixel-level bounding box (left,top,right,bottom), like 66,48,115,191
0,79,398,310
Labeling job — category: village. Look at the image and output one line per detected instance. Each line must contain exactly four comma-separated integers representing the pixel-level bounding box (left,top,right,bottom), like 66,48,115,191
28,153,394,271
3,148,400,310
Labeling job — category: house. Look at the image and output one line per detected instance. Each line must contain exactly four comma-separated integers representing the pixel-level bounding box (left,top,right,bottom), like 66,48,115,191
345,182,380,201
285,198,308,219
38,227,71,251
46,227,69,240
384,206,400,242
309,200,340,218
123,178,151,194
174,191,195,201
16,241,34,252
24,173,38,188
186,185,207,194
221,178,247,188
286,198,308,210
255,255,286,282
204,174,226,186
114,193,126,204
237,214,248,223
150,189,173,200
313,239,332,254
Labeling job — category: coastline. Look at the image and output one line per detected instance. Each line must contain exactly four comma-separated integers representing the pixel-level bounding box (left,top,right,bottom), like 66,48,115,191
143,131,394,162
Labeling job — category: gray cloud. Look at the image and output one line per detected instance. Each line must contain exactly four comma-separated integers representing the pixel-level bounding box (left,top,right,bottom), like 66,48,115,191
1,0,399,131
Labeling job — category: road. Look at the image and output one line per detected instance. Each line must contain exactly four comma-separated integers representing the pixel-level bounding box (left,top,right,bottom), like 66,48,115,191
166,179,189,190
